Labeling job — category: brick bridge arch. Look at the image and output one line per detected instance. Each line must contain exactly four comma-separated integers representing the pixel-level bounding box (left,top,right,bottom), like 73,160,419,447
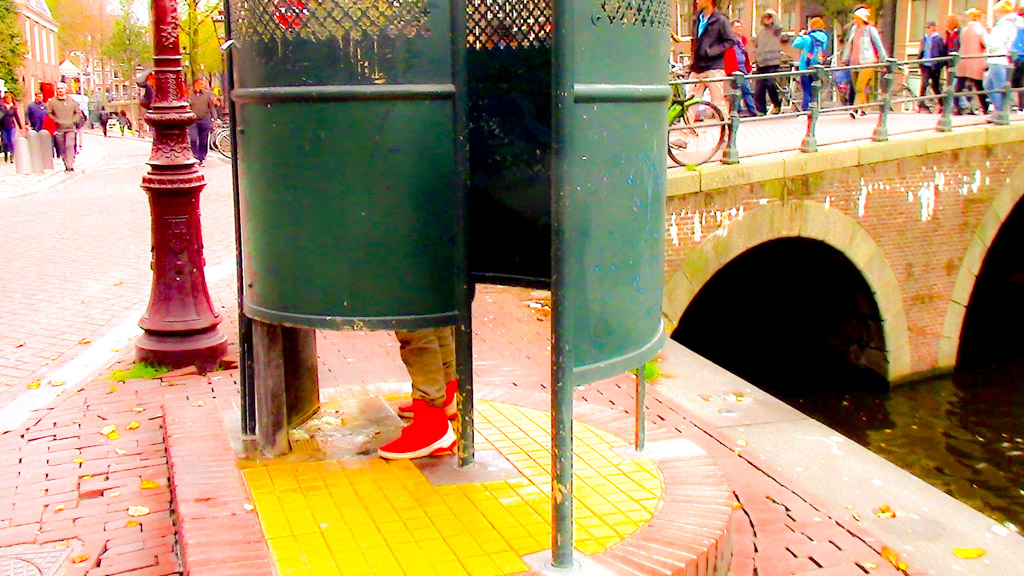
939,172,1024,367
662,200,913,382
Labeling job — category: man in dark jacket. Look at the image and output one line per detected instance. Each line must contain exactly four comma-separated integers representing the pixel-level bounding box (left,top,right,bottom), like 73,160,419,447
918,21,948,112
690,0,733,111
26,92,47,132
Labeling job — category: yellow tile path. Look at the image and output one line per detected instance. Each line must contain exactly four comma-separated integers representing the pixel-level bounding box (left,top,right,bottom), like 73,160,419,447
241,401,663,576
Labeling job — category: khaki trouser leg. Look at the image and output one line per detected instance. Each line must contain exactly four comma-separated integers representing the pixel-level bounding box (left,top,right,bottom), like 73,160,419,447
396,328,447,407
435,326,455,383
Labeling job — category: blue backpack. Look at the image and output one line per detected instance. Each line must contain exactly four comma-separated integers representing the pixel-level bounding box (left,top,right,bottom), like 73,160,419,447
805,33,828,68
1012,24,1024,63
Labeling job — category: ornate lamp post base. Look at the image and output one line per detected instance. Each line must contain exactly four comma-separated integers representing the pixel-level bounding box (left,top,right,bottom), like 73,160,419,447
136,330,227,372
135,0,226,372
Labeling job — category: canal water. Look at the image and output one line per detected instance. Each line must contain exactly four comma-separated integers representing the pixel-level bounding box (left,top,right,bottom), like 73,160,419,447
764,358,1024,531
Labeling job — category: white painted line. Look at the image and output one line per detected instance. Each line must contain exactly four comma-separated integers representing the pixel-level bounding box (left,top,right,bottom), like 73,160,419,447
0,260,237,435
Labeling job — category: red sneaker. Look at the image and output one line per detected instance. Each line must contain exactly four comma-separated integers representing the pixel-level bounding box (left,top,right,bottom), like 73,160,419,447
397,379,457,420
379,400,456,460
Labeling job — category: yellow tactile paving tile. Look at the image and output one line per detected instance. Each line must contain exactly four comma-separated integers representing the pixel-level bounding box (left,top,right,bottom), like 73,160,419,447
242,401,664,576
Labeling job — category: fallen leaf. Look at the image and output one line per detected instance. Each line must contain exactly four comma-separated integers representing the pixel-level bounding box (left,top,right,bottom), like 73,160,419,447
140,480,160,489
115,448,127,455
27,382,40,389
109,490,120,497
100,425,117,436
736,438,747,447
49,380,65,387
78,338,92,345
876,505,896,519
953,548,985,559
861,562,877,569
126,519,139,527
132,406,145,413
73,457,85,464
53,504,65,512
107,432,121,440
108,385,117,393
81,475,92,480
732,501,743,509
71,554,89,564
192,400,205,407
127,505,150,517
126,421,140,430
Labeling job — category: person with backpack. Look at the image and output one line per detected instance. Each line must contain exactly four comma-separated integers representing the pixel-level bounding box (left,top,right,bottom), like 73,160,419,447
918,21,948,112
983,0,1022,116
792,17,829,111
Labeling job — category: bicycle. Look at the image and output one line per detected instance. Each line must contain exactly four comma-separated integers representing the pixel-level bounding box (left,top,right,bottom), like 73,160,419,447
208,124,232,158
667,65,726,167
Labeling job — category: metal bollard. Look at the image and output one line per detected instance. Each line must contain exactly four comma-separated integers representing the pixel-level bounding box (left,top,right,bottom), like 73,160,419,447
13,136,31,174
27,130,43,173
39,131,53,171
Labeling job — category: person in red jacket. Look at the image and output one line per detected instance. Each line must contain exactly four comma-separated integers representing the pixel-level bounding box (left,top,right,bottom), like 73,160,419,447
725,20,757,116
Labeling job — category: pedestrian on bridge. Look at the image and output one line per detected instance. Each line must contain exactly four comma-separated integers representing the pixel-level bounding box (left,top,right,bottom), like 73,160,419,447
956,9,989,115
792,17,830,111
754,9,785,115
982,0,1021,115
918,21,948,112
688,0,733,114
725,19,757,116
842,6,887,118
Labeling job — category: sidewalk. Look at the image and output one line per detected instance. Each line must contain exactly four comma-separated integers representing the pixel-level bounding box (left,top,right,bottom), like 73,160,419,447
0,279,913,576
0,139,106,200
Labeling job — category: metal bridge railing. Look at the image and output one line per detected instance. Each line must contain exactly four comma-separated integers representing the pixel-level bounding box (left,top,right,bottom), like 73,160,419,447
670,52,1023,165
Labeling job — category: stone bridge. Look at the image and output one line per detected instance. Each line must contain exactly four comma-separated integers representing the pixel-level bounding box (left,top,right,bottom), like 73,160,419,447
660,121,1024,386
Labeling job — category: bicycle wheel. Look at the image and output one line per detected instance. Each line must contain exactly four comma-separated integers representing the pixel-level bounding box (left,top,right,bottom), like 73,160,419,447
667,101,725,167
214,129,232,158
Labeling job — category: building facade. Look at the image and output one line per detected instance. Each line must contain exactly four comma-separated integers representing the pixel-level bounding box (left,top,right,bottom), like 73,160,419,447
13,0,59,100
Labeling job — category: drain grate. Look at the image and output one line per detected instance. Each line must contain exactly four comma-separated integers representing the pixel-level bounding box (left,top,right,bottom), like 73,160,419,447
0,547,71,576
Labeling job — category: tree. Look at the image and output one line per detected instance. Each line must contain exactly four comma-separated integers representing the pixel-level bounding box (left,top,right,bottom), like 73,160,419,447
178,0,223,83
101,0,150,79
0,0,27,99
48,0,110,61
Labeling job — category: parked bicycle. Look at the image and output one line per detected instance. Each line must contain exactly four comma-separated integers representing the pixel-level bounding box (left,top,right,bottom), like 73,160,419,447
208,123,232,159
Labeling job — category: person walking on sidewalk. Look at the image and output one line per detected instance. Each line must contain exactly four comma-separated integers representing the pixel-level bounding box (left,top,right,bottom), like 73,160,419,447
188,77,220,167
983,0,1021,116
688,0,733,113
378,327,459,460
25,92,47,132
725,19,757,116
842,6,887,118
753,9,785,115
918,21,948,112
46,83,83,172
792,17,830,111
956,9,989,114
1,93,23,163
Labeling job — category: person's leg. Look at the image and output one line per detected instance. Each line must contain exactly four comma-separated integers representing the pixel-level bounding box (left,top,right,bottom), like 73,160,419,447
1,129,10,161
381,329,457,459
196,118,212,162
64,131,77,170
954,76,967,113
396,329,446,407
801,73,813,111
854,69,873,107
741,78,757,114
1013,62,1024,110
754,75,768,114
974,78,989,113
434,326,456,384
701,69,728,114
188,123,200,160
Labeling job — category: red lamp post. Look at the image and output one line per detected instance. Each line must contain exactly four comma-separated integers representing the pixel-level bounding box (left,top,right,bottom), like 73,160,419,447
135,0,227,370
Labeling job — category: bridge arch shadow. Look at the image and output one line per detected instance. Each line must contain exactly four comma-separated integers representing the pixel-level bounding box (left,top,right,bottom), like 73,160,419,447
663,201,912,384
953,178,1024,367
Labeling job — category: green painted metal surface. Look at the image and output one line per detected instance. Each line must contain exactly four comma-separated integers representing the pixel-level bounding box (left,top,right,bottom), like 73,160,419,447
230,0,459,330
552,2,670,389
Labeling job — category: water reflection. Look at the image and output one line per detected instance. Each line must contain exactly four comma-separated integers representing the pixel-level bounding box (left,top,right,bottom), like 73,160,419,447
782,359,1024,530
